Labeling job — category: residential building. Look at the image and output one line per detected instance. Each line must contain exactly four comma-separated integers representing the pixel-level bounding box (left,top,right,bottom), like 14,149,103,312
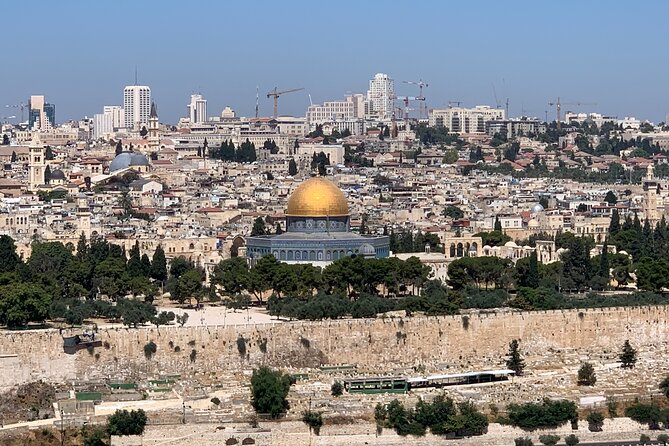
93,105,124,139
123,85,151,130
486,118,546,138
366,73,394,121
188,94,208,124
429,105,505,134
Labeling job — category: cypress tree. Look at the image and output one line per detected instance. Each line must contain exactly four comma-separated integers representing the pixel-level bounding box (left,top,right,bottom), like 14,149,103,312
150,245,167,282
609,209,620,235
506,339,525,376
619,340,637,368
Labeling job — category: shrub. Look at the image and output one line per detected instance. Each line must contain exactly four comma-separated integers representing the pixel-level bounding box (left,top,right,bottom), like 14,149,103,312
660,376,669,399
106,409,147,436
606,397,618,417
302,410,323,435
143,341,157,359
190,349,197,363
258,337,268,354
564,434,579,446
237,336,247,357
515,437,534,446
587,411,604,431
625,403,662,429
539,434,560,445
506,399,577,430
461,315,470,330
640,434,651,445
657,433,669,445
210,397,220,406
331,381,343,397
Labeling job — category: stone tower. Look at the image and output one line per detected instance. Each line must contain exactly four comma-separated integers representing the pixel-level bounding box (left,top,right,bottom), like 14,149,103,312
643,163,660,223
148,101,159,150
29,140,45,191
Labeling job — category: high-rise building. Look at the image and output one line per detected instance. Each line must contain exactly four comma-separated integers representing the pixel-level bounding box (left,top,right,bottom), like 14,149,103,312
366,73,394,121
28,95,56,130
188,94,207,124
93,106,125,139
123,86,151,131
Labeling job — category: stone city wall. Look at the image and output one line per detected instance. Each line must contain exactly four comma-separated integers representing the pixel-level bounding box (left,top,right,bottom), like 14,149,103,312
1,305,668,390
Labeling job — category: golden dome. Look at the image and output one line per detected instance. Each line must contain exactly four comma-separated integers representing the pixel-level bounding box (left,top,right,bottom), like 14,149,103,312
286,177,349,217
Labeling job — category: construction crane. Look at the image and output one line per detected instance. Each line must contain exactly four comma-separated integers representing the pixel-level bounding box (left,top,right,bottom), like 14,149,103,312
266,87,304,118
403,79,429,118
548,97,597,131
394,96,423,128
5,103,27,123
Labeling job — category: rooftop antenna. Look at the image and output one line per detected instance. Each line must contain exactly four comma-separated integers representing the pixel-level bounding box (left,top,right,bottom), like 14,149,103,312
134,66,138,86
308,94,313,106
255,86,259,119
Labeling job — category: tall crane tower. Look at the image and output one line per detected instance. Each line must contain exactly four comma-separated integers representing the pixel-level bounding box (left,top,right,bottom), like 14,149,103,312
266,87,304,119
5,103,27,123
403,79,429,118
548,97,597,131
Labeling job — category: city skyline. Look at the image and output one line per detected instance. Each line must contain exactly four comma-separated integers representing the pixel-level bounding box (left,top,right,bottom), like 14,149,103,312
2,0,669,124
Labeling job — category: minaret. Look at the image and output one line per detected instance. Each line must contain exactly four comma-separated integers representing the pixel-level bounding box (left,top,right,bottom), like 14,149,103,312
148,102,159,150
29,138,45,192
643,163,660,223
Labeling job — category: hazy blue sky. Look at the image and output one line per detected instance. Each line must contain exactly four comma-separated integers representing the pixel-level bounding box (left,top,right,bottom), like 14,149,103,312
2,0,668,124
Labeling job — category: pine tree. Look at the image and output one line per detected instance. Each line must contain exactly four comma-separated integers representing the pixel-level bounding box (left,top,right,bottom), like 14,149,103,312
10,151,16,162
506,339,525,376
115,140,123,156
150,245,167,282
275,223,283,235
619,340,637,368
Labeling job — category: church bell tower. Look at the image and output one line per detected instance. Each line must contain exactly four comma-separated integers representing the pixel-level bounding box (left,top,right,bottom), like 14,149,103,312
29,139,45,192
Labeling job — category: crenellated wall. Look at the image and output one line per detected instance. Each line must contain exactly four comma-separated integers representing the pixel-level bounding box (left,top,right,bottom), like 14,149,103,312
1,306,668,390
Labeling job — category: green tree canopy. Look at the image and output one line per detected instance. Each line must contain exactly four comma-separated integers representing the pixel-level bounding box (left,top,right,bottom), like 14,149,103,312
250,367,293,418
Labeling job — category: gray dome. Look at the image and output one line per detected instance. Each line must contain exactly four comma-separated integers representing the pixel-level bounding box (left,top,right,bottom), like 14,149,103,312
531,203,545,213
109,151,150,173
50,169,66,180
359,243,376,256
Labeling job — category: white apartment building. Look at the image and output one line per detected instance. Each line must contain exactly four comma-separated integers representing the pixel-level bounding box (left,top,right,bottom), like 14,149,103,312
429,105,505,134
564,112,616,127
93,106,125,140
123,85,151,131
275,116,307,136
188,94,208,124
366,73,394,121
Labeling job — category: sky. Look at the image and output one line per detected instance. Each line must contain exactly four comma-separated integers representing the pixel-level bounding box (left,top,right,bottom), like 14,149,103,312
2,0,669,124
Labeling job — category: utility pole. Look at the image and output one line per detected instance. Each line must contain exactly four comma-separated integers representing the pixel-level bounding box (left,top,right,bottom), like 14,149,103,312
60,409,65,446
